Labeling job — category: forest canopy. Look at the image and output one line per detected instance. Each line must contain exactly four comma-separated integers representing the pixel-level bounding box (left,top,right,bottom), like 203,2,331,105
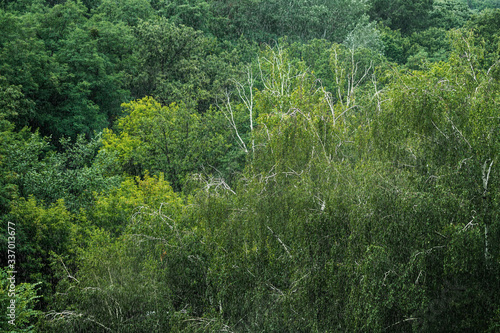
1,0,500,332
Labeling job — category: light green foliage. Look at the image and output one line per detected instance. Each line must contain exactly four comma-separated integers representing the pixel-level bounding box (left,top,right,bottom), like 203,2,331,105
103,97,202,189
103,97,243,190
6,196,83,308
89,172,182,235
46,229,178,332
45,181,213,332
0,268,41,332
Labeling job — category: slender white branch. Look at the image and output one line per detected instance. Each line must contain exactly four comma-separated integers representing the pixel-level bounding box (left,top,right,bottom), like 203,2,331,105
231,65,255,154
220,89,248,153
266,225,292,259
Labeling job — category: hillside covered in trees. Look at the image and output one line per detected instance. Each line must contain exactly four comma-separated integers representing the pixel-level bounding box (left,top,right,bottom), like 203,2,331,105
1,0,500,331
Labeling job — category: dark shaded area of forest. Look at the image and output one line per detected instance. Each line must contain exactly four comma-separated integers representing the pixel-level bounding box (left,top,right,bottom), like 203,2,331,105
1,0,500,332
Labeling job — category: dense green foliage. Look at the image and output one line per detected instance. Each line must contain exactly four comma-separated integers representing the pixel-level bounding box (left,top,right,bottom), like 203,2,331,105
2,0,500,332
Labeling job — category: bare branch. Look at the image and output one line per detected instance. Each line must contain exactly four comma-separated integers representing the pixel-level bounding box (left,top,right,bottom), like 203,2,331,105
384,317,419,331
192,173,237,195
482,159,494,194
58,257,80,284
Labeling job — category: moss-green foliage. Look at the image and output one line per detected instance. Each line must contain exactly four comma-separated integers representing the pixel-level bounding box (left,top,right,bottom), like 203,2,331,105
45,228,176,332
370,30,500,331
0,268,41,332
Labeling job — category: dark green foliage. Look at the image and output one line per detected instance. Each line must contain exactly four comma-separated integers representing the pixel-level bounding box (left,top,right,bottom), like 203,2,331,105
369,0,435,34
131,16,257,114
380,26,451,66
431,0,473,29
0,2,134,140
208,0,369,43
1,130,120,212
463,0,500,11
132,18,213,107
465,8,500,67
152,0,214,32
93,0,155,26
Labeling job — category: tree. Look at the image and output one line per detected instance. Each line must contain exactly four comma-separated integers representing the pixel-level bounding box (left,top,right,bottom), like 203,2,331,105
370,30,500,331
210,0,369,42
88,173,183,235
93,0,155,26
465,8,500,67
102,97,244,191
0,2,136,140
430,0,472,30
1,130,121,212
132,17,231,111
44,178,215,332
